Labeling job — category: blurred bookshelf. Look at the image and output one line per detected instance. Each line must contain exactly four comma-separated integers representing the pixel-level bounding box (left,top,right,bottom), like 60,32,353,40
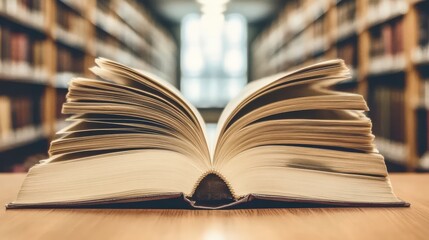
251,0,429,171
0,0,177,172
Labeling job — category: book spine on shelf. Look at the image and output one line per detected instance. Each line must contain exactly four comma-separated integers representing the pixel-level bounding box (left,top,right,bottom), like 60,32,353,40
0,93,44,151
414,6,429,64
370,83,407,163
369,19,405,75
251,0,331,79
0,25,46,81
93,0,177,83
55,1,87,50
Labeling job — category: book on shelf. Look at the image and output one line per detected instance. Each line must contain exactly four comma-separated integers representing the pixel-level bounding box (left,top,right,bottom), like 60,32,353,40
0,0,45,29
0,94,45,151
369,19,405,74
7,58,409,209
0,25,46,79
417,74,429,169
414,7,429,63
56,45,85,87
337,41,358,77
369,83,407,163
0,94,42,134
336,0,357,40
55,2,87,49
367,0,408,27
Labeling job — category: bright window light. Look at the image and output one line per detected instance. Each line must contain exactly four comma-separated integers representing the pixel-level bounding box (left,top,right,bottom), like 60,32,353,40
180,13,247,108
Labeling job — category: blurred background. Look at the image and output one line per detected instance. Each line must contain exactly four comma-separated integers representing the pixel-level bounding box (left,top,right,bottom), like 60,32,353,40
0,0,428,173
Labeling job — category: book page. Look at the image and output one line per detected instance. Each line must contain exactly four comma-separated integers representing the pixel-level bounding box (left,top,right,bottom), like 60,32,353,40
214,59,350,160
90,58,212,164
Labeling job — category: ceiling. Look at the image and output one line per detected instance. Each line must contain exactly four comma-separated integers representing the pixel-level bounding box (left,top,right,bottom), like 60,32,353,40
141,0,285,24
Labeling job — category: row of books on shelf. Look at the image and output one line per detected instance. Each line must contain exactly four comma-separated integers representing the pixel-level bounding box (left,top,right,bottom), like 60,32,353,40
55,2,87,50
419,78,429,108
0,0,45,31
57,45,84,73
0,95,43,151
419,107,429,169
0,92,68,151
417,106,429,169
93,0,176,82
94,1,150,58
413,7,429,64
95,39,151,72
369,54,406,75
368,19,405,75
370,85,406,163
370,85,406,143
252,0,429,79
279,0,330,43
0,25,47,80
114,0,151,38
336,0,358,41
254,22,331,79
55,45,85,87
0,95,42,136
367,0,408,27
337,41,358,75
252,0,330,61
58,0,86,15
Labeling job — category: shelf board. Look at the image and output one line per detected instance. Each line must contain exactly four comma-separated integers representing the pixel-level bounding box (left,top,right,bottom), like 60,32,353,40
367,68,405,78
0,73,49,86
273,5,330,57
375,137,407,165
53,72,80,89
54,33,87,53
413,46,429,66
335,24,358,44
418,152,429,171
57,0,88,20
367,55,406,77
0,10,47,36
94,23,148,57
0,125,47,152
366,6,407,30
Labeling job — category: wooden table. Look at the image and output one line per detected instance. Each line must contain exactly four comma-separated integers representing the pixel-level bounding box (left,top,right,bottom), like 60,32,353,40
0,173,428,240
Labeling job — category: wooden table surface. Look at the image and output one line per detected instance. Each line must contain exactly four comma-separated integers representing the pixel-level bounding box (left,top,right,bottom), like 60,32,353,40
0,173,428,240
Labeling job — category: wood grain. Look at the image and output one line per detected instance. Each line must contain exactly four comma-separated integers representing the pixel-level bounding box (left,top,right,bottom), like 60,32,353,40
0,173,428,240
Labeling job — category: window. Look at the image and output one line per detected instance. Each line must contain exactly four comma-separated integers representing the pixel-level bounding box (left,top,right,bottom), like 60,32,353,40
181,14,247,108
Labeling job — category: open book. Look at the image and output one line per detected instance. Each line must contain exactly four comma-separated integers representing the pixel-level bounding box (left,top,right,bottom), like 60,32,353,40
7,58,408,209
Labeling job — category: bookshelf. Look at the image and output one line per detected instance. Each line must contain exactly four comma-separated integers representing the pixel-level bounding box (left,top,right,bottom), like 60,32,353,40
0,0,177,172
251,0,429,171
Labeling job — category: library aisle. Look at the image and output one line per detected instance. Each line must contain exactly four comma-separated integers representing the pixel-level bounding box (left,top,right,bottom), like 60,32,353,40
0,0,429,173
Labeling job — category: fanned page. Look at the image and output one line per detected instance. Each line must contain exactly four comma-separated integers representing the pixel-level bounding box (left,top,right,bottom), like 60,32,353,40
211,59,406,206
61,58,211,167
8,58,214,207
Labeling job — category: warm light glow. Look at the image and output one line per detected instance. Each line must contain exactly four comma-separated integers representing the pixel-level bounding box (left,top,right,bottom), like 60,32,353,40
203,229,226,240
